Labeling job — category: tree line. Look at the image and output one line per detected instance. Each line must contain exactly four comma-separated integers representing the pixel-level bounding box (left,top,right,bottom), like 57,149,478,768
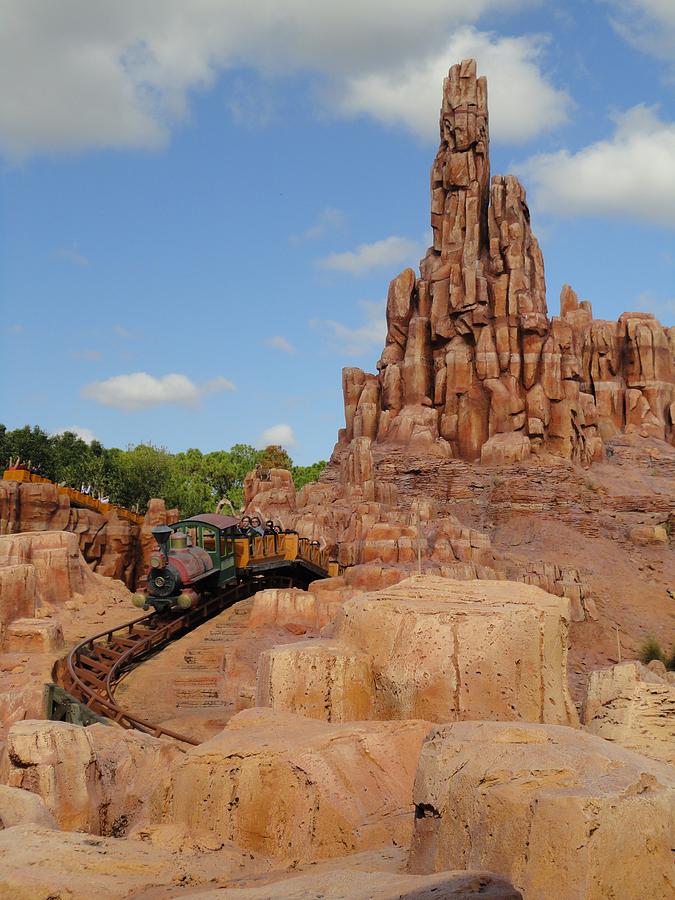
0,425,327,517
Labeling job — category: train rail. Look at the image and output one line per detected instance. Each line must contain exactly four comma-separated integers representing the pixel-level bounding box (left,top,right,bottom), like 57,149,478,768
57,575,293,746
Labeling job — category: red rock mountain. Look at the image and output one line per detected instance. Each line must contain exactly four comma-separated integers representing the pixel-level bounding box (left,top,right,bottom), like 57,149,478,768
339,59,675,466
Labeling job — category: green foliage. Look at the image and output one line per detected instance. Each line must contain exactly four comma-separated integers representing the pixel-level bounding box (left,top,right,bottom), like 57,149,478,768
258,444,293,470
638,635,665,665
292,460,327,491
0,424,328,518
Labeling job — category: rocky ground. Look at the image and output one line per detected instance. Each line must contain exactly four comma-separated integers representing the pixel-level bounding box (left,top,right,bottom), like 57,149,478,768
0,58,674,899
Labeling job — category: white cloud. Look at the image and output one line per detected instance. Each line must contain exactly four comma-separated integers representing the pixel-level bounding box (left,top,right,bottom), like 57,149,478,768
258,423,297,448
53,426,97,443
7,323,23,334
0,1,541,158
82,372,236,411
290,207,345,243
52,246,90,266
318,235,422,275
337,27,571,143
311,299,386,356
113,324,133,339
516,105,675,227
605,1,675,62
265,335,294,353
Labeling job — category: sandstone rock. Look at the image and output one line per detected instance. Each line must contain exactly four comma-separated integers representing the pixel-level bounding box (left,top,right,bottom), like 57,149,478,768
0,825,272,899
628,523,669,545
1,720,183,835
2,617,64,653
583,661,675,766
408,721,675,899
0,531,131,614
331,576,578,725
333,60,674,464
189,868,522,899
0,784,57,830
0,564,36,636
0,479,145,587
249,587,344,631
0,531,91,606
256,640,375,722
480,432,531,465
159,708,431,861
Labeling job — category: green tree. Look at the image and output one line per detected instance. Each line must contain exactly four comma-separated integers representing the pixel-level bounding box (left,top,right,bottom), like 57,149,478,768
292,460,327,491
258,444,293,470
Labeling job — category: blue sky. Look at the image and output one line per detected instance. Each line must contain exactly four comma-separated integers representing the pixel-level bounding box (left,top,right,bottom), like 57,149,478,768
1,1,674,464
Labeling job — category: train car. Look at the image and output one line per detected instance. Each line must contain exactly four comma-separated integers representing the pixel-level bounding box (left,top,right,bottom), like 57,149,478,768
132,513,240,612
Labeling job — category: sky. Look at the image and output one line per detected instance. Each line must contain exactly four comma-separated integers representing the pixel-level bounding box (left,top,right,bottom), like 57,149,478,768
1,0,674,465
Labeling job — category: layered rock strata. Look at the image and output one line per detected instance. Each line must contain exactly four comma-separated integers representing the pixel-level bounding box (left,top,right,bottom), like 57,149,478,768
337,60,674,464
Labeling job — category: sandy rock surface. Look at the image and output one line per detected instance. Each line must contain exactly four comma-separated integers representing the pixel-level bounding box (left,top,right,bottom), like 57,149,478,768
583,661,675,765
0,825,272,899
156,707,431,861
2,720,183,835
184,869,522,899
0,784,57,830
258,576,578,726
408,721,675,899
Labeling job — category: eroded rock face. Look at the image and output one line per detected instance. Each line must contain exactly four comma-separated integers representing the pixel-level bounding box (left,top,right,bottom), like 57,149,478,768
1,720,183,835
261,577,577,726
0,480,176,587
157,708,431,861
408,721,675,899
0,532,130,636
583,661,675,766
336,60,674,464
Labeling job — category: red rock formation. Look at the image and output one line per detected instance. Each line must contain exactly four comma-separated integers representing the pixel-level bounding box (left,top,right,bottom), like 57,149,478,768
338,60,674,465
0,480,176,588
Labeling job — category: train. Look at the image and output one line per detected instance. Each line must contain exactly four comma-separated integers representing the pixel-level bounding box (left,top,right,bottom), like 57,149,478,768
132,513,340,612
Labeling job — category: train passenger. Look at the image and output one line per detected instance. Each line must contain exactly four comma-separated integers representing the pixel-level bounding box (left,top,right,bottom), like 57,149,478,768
250,516,265,536
264,520,275,535
238,515,253,535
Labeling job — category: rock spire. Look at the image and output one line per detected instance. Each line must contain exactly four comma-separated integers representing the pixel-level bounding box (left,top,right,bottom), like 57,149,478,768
339,59,675,464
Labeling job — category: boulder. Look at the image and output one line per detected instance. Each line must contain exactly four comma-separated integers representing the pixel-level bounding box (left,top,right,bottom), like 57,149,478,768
0,784,57,830
583,661,675,766
480,433,531,465
256,640,375,722
408,721,675,899
159,708,431,861
331,576,578,725
2,617,64,653
1,720,183,835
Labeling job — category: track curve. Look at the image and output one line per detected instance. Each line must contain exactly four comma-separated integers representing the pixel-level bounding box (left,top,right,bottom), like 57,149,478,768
58,575,293,746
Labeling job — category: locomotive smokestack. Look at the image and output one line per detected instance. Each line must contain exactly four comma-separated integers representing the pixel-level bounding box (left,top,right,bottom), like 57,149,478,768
152,524,173,552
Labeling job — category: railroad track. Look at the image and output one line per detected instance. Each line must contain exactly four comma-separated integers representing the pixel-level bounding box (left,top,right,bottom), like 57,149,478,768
58,574,293,747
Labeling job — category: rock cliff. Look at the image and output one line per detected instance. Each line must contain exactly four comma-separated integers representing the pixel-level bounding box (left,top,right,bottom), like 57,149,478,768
338,60,674,465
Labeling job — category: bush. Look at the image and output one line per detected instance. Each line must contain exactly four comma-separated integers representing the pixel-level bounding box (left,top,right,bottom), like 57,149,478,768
638,636,665,665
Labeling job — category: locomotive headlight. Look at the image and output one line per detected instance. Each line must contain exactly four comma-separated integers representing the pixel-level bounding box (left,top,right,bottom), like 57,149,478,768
150,553,164,568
